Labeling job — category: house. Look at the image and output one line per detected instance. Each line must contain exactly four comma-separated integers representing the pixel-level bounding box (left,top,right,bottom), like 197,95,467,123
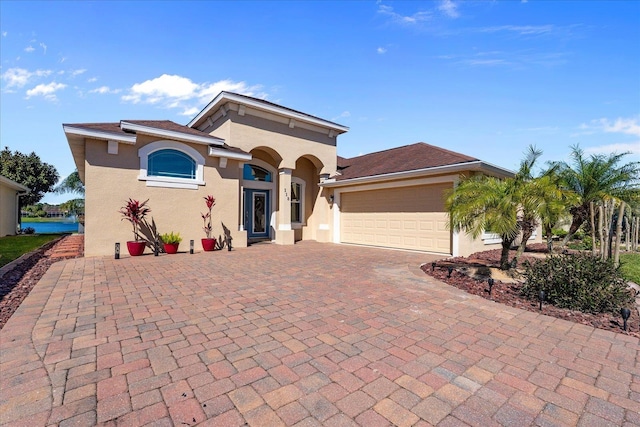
0,175,29,236
64,91,536,257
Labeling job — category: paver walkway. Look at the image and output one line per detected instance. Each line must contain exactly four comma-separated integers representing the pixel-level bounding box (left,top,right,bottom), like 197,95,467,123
1,242,638,426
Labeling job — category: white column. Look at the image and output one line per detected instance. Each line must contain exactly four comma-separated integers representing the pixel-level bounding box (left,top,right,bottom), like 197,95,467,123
276,168,295,245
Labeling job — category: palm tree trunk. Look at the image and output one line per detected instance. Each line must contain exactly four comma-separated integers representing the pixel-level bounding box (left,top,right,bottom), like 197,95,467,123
613,202,625,267
514,225,534,267
545,224,554,253
499,237,513,270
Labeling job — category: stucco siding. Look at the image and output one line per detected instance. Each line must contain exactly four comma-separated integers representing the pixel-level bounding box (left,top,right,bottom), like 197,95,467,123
0,183,18,236
83,137,243,257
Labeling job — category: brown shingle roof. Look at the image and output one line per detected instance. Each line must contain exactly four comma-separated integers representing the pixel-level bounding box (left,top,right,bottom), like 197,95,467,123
335,142,479,180
122,120,220,139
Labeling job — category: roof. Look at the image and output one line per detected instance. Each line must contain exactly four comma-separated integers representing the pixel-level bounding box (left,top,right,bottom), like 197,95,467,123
0,175,29,192
63,120,226,146
335,142,480,180
188,91,349,134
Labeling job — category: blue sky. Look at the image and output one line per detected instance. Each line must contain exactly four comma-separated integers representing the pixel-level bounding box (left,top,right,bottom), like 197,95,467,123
1,1,639,205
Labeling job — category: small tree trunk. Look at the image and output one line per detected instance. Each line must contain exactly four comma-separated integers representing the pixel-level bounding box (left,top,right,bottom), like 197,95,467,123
598,204,605,259
590,201,597,256
499,236,513,270
514,225,534,267
606,201,615,260
544,224,554,254
624,216,631,252
614,202,625,267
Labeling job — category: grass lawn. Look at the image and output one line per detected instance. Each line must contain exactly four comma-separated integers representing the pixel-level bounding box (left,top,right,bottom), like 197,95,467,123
620,252,640,284
0,234,62,268
21,217,71,223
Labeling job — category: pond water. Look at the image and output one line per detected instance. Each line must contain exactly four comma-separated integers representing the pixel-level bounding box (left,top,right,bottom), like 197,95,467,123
22,221,79,234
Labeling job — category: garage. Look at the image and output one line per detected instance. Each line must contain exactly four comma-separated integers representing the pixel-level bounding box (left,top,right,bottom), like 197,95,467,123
339,183,452,253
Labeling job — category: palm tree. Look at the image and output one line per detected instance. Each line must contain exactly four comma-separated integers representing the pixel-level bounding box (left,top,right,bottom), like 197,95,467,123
553,145,640,247
446,175,519,270
54,170,85,195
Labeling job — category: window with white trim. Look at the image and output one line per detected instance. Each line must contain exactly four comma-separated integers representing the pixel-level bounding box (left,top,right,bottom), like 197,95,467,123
139,141,205,189
291,177,305,226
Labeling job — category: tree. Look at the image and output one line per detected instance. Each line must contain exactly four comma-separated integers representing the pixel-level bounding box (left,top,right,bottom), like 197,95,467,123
553,145,640,247
54,169,84,195
446,174,519,270
0,147,59,206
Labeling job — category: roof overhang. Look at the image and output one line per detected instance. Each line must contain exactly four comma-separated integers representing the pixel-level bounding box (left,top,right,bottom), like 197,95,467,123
320,161,514,188
119,121,225,146
63,124,137,144
208,147,252,161
0,175,29,193
188,92,349,135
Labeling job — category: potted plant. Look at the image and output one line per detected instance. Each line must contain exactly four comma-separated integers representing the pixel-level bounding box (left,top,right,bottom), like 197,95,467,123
160,231,182,254
201,195,217,251
119,198,151,256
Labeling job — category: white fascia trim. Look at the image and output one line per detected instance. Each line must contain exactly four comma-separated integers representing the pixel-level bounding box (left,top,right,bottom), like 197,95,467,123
145,179,202,190
188,92,349,133
320,161,514,188
0,175,29,192
208,147,252,161
63,125,136,144
120,121,225,146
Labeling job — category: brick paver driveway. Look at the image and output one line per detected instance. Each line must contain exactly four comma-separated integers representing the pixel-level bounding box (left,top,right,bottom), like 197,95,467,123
1,242,638,426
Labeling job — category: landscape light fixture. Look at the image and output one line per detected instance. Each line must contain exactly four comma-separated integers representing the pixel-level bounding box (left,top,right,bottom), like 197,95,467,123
115,243,120,260
447,266,453,278
431,262,436,271
487,278,495,296
539,290,546,311
227,237,232,251
190,240,194,254
154,240,159,256
620,308,631,332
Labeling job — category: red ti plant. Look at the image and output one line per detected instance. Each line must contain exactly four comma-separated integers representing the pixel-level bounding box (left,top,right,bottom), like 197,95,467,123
119,198,151,241
201,195,216,239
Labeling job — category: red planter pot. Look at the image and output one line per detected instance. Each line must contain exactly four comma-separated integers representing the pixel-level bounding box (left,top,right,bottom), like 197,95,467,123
126,241,146,256
201,238,217,251
163,243,180,254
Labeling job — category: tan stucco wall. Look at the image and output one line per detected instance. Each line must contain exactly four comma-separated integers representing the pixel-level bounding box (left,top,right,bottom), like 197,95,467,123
83,136,244,257
0,183,18,236
213,112,337,175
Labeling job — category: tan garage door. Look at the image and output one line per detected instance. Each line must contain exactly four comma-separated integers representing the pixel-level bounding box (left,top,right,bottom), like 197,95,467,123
340,184,451,253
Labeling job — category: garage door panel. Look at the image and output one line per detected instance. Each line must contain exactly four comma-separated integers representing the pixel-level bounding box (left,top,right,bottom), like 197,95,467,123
340,185,451,254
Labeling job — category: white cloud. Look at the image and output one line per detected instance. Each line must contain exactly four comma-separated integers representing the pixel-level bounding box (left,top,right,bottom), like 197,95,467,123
1,67,52,88
88,77,98,83
122,74,266,114
577,116,640,137
25,82,67,100
479,25,555,36
377,3,431,26
438,0,459,18
584,142,640,156
89,86,119,94
2,31,7,37
24,45,35,53
40,43,47,54
377,47,387,54
71,69,87,77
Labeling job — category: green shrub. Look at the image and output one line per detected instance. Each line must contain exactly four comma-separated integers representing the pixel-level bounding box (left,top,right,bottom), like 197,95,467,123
552,228,568,238
521,253,634,314
567,235,592,251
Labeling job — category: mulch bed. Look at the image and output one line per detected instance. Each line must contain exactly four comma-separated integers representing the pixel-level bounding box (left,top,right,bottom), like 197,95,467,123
421,244,640,338
0,236,83,330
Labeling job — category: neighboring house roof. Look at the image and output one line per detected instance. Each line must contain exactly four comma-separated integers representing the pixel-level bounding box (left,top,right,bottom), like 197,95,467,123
323,142,514,187
188,91,349,134
0,175,29,192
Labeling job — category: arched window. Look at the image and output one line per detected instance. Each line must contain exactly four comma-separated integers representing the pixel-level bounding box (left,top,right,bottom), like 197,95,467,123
243,164,273,182
139,141,205,189
148,149,196,179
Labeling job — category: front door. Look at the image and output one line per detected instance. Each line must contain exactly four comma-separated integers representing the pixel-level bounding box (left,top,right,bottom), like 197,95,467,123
244,189,270,240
